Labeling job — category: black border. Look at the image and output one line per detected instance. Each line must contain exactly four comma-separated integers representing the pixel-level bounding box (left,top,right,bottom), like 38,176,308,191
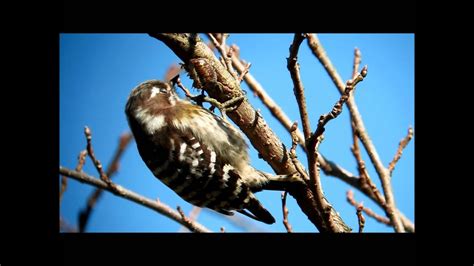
9,2,421,265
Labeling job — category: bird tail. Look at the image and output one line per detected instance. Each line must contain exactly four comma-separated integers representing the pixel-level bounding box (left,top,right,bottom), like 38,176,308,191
238,196,275,224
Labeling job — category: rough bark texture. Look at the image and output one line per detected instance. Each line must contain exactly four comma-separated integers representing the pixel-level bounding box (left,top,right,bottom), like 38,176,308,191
149,33,351,232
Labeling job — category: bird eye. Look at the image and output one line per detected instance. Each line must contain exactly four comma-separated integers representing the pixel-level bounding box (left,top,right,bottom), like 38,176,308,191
159,88,168,93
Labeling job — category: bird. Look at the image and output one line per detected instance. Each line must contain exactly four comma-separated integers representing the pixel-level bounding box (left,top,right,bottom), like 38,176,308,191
125,79,303,224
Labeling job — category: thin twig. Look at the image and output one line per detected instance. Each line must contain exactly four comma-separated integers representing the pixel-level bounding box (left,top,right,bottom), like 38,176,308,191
288,33,340,232
356,203,365,233
232,55,306,149
177,206,199,232
61,149,87,204
348,48,412,231
288,33,311,141
388,126,414,176
174,75,194,98
207,33,239,80
164,63,181,82
75,150,88,172
78,132,133,232
60,216,78,233
306,33,405,232
60,175,68,203
350,126,386,207
60,166,211,233
238,62,251,83
84,126,110,184
173,75,244,118
309,66,368,152
352,48,362,80
347,190,391,226
281,191,293,233
304,64,367,232
178,206,202,232
231,47,362,189
289,122,310,181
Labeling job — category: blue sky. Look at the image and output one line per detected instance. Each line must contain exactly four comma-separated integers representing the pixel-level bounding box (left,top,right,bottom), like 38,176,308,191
60,33,414,232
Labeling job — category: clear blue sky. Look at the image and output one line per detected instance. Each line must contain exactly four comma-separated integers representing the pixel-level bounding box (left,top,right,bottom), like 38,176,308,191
60,33,414,232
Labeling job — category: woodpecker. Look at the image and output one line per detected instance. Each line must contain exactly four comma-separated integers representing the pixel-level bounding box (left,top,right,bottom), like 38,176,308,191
125,80,302,224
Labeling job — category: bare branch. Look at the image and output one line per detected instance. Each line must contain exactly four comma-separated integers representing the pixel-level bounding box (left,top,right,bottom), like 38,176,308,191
237,62,251,83
78,132,133,232
289,122,309,181
149,33,351,232
75,150,88,172
388,126,414,176
231,54,306,149
356,203,366,233
177,206,200,232
84,126,111,184
231,48,364,192
352,48,361,80
60,175,68,203
60,216,78,233
287,33,311,141
60,166,211,233
178,206,202,232
350,126,386,207
174,75,194,98
61,149,87,204
306,33,405,232
347,190,391,226
207,33,239,80
164,63,181,82
288,33,349,232
106,133,133,177
281,191,293,233
309,66,367,152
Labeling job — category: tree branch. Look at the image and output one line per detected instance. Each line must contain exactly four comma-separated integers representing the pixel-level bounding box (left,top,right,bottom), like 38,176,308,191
149,33,351,232
356,204,365,233
178,206,202,232
230,43,360,198
306,33,405,232
207,33,239,80
281,191,293,233
287,33,351,232
59,166,211,233
388,126,414,176
78,132,133,232
84,126,111,184
347,190,391,226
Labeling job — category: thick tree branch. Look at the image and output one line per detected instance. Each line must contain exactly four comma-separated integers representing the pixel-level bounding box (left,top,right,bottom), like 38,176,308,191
59,166,211,233
306,33,405,232
149,33,351,232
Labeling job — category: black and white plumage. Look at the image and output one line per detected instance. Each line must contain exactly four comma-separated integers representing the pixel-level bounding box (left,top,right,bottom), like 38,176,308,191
125,80,302,224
